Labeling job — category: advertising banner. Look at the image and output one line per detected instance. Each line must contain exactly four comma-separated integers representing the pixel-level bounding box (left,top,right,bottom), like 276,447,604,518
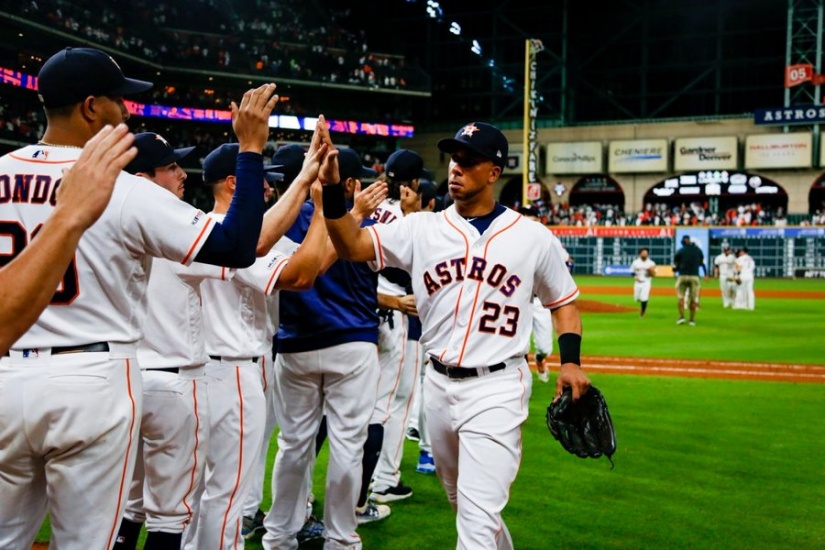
744,133,812,169
545,141,603,174
608,139,668,173
673,137,738,171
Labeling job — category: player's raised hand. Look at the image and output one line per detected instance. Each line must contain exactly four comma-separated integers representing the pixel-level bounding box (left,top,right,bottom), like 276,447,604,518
309,180,324,209
232,83,279,153
351,180,387,222
400,185,421,216
295,117,331,186
318,132,340,185
56,123,136,230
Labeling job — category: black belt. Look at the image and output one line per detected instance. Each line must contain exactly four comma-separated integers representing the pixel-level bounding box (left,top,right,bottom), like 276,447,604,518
4,342,110,357
430,357,506,379
209,355,259,363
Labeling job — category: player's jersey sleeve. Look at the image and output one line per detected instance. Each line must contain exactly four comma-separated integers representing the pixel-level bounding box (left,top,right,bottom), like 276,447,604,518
366,214,416,273
170,261,235,284
233,247,290,295
117,175,216,265
534,231,580,309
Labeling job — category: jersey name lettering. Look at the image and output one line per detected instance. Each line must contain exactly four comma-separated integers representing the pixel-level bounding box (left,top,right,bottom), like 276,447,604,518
0,174,61,206
423,256,522,297
370,207,398,225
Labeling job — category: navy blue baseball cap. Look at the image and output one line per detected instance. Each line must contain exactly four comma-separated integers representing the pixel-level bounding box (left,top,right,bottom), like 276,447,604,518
338,148,378,181
271,143,306,186
437,122,508,168
124,132,195,175
37,47,153,108
385,149,424,181
202,143,282,184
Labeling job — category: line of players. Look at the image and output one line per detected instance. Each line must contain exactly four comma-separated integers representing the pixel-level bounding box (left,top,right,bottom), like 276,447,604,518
629,243,756,317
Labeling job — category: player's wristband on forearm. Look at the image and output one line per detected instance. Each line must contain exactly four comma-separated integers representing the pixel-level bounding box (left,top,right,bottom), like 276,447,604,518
558,333,582,366
322,184,347,219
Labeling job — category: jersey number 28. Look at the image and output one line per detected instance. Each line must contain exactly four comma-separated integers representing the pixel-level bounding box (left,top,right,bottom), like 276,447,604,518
0,221,80,305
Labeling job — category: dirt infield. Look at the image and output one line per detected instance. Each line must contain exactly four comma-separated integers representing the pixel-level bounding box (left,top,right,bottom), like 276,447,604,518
535,354,825,384
577,299,636,313
578,286,825,300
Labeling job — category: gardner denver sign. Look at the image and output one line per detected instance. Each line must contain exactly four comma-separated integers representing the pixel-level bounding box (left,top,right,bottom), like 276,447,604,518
674,137,737,171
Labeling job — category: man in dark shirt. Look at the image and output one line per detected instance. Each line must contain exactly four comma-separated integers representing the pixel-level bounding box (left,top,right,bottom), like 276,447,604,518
672,236,706,326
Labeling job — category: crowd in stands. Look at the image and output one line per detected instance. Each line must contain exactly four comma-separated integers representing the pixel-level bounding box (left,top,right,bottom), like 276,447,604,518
536,200,796,227
13,0,427,91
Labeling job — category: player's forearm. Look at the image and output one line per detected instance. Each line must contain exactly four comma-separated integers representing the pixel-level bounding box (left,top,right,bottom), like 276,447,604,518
377,293,400,310
195,153,264,267
0,208,84,354
324,212,376,262
551,302,583,337
256,177,311,255
277,211,327,290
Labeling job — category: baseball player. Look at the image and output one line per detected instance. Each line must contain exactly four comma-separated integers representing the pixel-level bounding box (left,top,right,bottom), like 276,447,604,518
0,125,135,355
262,147,390,550
713,243,737,308
733,246,756,310
518,205,555,382
113,132,225,550
0,47,274,550
369,149,427,504
183,136,333,550
321,121,591,549
630,247,656,317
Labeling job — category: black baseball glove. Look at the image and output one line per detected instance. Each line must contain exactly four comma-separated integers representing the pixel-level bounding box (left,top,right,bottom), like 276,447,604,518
546,385,617,468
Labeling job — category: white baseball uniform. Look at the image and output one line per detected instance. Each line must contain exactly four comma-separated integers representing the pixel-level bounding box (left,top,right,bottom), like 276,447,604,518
531,296,554,357
183,214,289,550
123,260,232,536
714,251,737,308
733,253,756,310
0,144,216,550
367,205,579,549
631,257,656,302
369,198,417,495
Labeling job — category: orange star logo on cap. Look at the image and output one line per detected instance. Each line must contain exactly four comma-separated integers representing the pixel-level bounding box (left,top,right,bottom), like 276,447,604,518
154,134,170,147
461,123,480,137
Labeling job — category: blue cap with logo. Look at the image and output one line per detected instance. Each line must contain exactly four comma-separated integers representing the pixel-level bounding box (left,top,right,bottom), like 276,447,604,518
338,148,378,181
37,47,153,108
202,143,282,184
385,149,424,181
437,122,508,168
125,132,195,174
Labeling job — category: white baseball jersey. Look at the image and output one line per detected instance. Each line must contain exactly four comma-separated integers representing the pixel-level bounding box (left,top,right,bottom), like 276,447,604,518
0,145,215,349
630,258,656,282
370,198,407,296
367,206,578,368
714,252,736,279
200,214,290,359
138,260,233,369
735,254,756,280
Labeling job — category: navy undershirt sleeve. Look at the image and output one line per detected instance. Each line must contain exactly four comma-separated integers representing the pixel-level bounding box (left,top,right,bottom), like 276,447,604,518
194,152,265,267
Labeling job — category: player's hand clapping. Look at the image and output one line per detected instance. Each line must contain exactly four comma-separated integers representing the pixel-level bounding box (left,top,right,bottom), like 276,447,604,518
232,83,279,153
351,180,388,222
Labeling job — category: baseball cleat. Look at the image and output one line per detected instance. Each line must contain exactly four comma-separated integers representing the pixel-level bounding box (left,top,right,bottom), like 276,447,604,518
406,427,420,441
537,371,550,383
676,318,686,325
356,502,391,524
297,515,325,543
416,450,436,474
241,509,265,539
371,483,413,503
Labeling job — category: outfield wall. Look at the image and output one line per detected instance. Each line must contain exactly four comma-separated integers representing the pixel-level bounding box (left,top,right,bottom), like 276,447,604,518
551,226,825,278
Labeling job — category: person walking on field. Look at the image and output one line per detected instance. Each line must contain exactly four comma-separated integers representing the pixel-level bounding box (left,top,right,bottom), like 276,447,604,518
713,243,737,308
630,248,656,317
733,247,756,310
672,235,705,326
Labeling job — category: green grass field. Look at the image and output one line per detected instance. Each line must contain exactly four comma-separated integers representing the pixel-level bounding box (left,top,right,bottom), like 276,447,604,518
35,277,825,549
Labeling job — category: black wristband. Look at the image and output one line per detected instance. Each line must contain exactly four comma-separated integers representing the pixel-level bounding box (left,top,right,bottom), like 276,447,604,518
322,183,347,219
558,333,582,366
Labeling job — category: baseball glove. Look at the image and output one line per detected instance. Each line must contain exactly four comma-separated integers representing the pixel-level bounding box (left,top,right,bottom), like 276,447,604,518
546,385,617,468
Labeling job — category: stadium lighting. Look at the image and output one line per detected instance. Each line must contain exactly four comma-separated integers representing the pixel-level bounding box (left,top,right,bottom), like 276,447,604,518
426,0,442,19
471,40,482,55
449,22,461,35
